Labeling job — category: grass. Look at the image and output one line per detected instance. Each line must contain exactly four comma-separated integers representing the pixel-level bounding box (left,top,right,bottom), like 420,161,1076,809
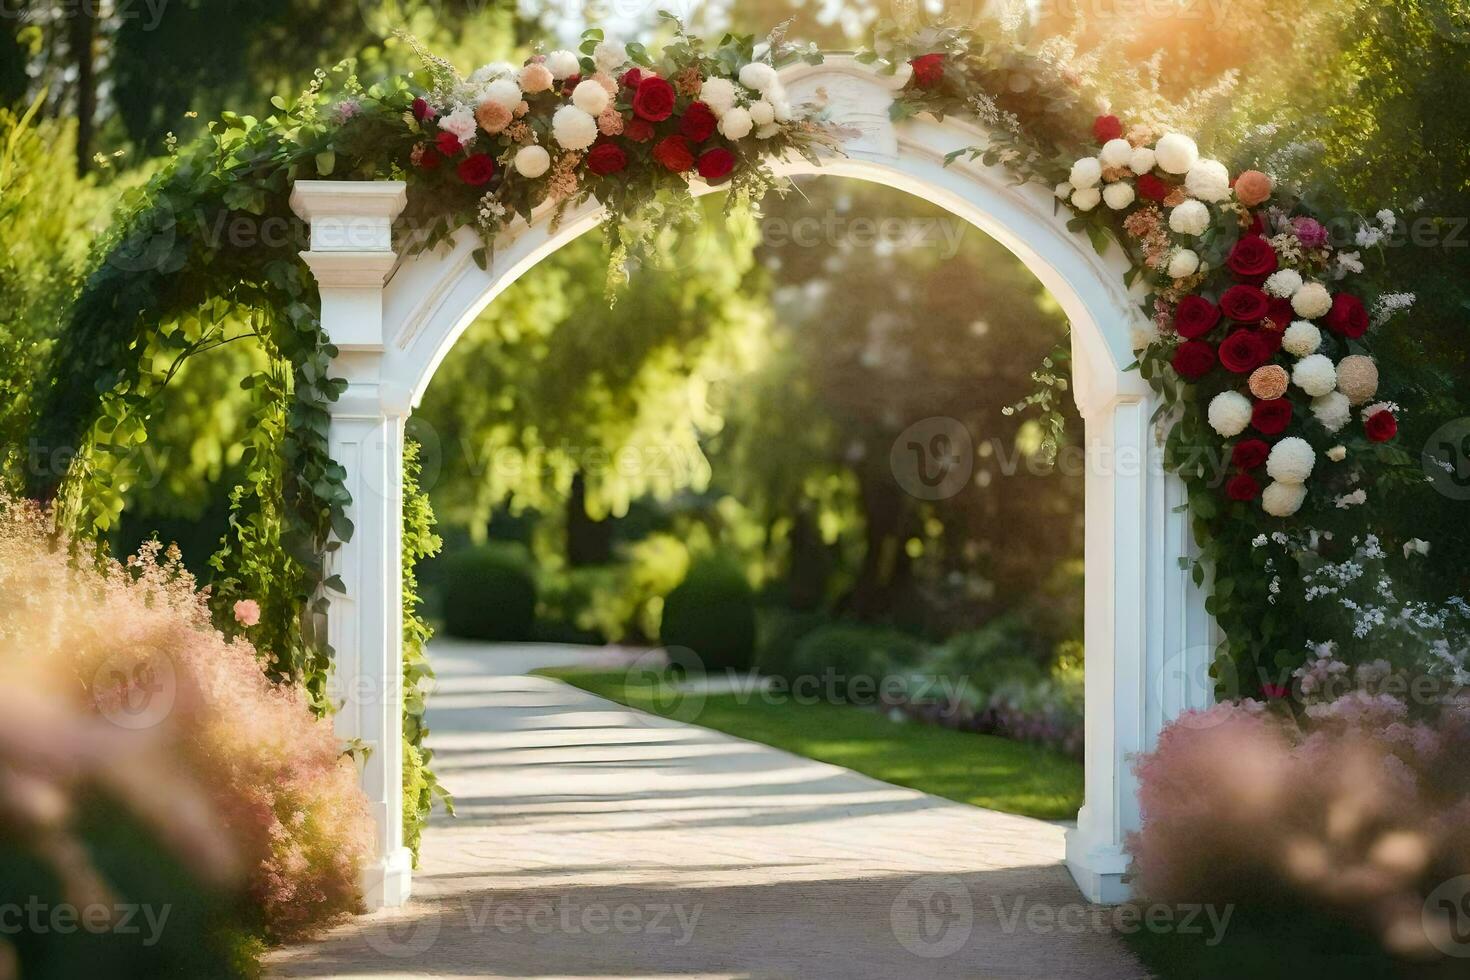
538,667,1083,821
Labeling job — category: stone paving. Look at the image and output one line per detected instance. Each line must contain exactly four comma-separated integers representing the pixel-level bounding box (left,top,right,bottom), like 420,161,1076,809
268,640,1147,979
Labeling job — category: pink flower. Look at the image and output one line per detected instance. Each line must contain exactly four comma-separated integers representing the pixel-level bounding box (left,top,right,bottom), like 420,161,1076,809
1291,216,1328,249
233,599,261,627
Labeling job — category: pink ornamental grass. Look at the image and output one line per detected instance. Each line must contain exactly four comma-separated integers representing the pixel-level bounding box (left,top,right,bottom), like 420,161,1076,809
0,497,373,940
1130,693,1470,962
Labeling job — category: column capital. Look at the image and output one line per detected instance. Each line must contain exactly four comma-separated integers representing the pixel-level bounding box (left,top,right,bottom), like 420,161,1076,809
290,180,408,352
289,180,407,252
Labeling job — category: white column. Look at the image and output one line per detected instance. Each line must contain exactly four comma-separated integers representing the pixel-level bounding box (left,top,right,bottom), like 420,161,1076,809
1065,385,1215,903
289,180,413,908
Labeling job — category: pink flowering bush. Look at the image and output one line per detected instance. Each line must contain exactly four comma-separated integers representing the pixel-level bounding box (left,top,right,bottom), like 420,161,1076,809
0,497,373,941
1130,672,1470,964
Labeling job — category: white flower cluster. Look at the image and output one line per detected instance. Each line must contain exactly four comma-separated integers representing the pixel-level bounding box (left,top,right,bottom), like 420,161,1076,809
1059,131,1222,218
703,60,792,141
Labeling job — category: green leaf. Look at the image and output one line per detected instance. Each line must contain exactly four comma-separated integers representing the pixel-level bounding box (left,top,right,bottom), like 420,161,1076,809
315,150,335,176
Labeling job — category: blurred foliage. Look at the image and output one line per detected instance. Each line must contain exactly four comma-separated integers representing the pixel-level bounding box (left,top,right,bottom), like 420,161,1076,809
440,543,539,641
660,556,758,673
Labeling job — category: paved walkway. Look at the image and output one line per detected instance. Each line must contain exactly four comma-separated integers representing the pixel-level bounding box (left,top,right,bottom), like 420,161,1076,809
269,641,1146,979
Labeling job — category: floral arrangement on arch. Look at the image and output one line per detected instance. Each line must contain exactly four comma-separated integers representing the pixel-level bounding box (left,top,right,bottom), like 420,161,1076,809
886,38,1411,523
1052,120,1409,519
393,21,836,276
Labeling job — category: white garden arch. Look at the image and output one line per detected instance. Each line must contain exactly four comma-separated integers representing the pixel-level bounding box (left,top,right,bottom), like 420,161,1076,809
288,57,1217,910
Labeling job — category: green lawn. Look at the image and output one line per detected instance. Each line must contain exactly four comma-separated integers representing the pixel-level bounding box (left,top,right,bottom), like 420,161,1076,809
539,668,1083,821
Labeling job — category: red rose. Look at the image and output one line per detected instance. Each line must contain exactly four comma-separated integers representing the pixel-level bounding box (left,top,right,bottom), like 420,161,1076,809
621,68,643,89
1231,438,1271,470
1226,472,1261,501
435,131,462,156
697,147,736,183
456,152,495,186
1251,398,1293,435
1324,293,1369,338
633,76,676,121
1365,409,1398,442
415,146,441,170
412,97,436,122
1258,323,1284,354
651,134,695,172
561,73,581,96
680,101,718,142
624,117,656,143
585,141,627,176
1246,211,1265,235
1265,297,1294,329
1093,114,1123,142
1226,235,1278,280
1219,329,1268,373
1136,174,1169,201
1171,340,1217,380
910,53,946,89
1219,284,1271,323
1174,295,1221,339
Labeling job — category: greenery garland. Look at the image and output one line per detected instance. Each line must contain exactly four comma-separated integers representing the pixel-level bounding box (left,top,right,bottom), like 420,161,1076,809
27,18,1426,857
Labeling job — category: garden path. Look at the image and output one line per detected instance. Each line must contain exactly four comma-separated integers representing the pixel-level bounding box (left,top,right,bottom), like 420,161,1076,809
267,640,1147,979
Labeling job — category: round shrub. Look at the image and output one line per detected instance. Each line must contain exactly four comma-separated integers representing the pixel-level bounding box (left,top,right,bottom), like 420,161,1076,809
659,558,757,674
754,609,831,679
790,623,927,688
440,543,537,641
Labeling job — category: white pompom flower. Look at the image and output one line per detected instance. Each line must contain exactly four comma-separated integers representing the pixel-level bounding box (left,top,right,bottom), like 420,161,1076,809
1069,157,1102,189
469,62,515,85
718,106,753,140
1291,282,1333,319
1311,391,1352,433
1185,159,1232,202
1128,146,1157,175
1207,390,1253,437
755,122,780,140
482,77,522,110
771,95,793,122
1168,199,1211,236
1103,182,1136,210
571,78,610,115
1168,248,1200,279
748,99,775,126
1266,437,1316,484
1070,187,1101,212
700,77,737,117
514,144,551,178
1100,138,1133,168
738,62,779,93
1264,270,1303,299
1292,354,1338,397
551,105,597,150
1281,321,1322,357
593,41,627,73
545,50,580,80
1262,481,1308,517
1154,133,1199,174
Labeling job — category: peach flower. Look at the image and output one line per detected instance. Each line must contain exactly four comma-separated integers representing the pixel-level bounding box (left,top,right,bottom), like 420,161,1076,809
475,100,512,134
519,63,554,94
597,108,624,136
1234,169,1273,207
233,599,261,627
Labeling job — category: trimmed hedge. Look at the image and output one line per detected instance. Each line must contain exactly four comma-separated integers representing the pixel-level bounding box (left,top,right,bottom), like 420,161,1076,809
789,623,927,683
659,558,757,674
440,543,538,641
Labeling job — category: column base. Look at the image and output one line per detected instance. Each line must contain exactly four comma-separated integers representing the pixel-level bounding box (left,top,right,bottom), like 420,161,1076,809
361,847,414,909
1065,827,1132,905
